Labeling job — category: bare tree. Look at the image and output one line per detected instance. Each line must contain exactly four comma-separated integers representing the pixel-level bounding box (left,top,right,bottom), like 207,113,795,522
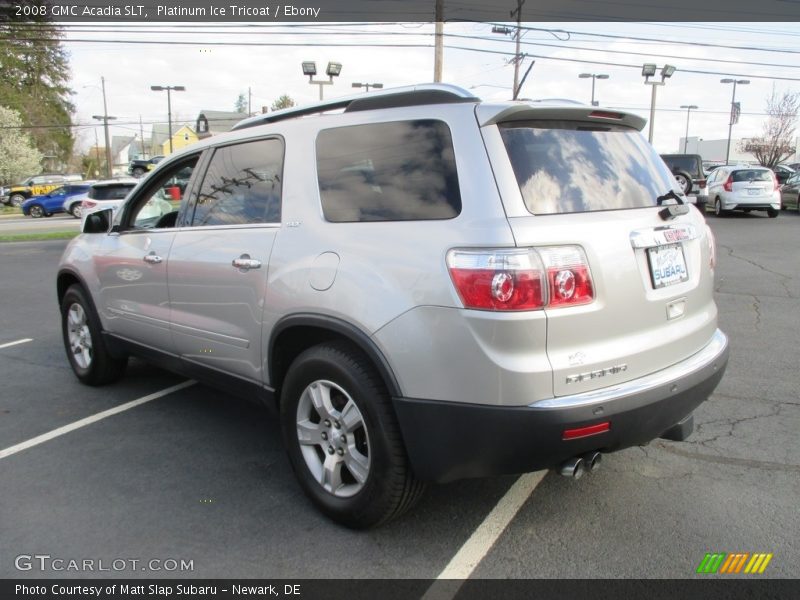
740,87,800,168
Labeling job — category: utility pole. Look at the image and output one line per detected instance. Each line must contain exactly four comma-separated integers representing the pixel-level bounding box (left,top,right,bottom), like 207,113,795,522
95,76,115,179
248,87,252,115
434,0,443,82
139,115,146,159
511,0,525,99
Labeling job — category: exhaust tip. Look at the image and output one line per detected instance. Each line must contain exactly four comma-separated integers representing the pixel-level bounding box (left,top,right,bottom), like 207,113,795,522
583,452,602,472
559,457,585,479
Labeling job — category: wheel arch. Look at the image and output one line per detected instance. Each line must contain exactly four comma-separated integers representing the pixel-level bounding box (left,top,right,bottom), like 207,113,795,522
268,314,402,403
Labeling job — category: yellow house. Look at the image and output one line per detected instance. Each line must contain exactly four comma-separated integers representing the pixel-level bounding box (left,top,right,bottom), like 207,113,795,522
161,125,198,155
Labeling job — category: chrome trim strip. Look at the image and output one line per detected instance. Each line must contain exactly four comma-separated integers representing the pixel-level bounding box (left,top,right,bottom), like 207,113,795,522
530,329,727,409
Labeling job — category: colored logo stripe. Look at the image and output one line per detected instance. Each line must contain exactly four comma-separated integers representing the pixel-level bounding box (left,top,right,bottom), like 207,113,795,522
697,553,773,574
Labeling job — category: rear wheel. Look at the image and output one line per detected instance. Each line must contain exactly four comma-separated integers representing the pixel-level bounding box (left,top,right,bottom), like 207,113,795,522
714,197,727,217
280,342,424,529
132,167,145,178
767,208,779,218
70,203,82,218
797,194,800,213
61,284,127,385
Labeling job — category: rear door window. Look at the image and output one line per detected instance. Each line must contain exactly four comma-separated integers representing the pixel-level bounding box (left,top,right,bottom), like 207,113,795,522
499,121,677,215
316,119,461,222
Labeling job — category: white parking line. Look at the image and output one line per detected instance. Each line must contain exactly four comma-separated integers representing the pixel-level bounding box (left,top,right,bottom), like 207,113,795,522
0,338,33,350
422,471,547,599
0,380,196,461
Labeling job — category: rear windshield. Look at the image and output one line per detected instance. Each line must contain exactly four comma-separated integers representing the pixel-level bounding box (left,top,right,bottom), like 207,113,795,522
660,155,703,177
732,169,772,182
89,184,135,200
500,121,678,215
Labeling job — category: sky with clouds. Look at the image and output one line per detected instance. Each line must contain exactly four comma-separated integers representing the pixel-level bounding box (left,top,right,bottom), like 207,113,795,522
61,21,800,157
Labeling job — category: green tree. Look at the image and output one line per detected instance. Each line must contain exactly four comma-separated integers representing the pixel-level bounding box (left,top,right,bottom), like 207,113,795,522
271,95,296,111
234,92,247,114
0,106,43,184
0,9,75,163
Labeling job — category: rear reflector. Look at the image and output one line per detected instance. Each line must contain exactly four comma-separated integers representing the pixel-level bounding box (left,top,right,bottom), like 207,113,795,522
562,422,610,440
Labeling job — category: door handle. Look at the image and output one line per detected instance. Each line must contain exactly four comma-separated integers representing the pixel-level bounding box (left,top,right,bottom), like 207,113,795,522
232,254,262,271
143,253,163,264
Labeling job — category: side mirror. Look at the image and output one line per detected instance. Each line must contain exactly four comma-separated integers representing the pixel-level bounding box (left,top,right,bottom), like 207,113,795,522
82,208,113,234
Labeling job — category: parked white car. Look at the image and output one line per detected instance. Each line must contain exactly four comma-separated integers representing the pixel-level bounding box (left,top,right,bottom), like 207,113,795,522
706,165,781,218
78,179,140,224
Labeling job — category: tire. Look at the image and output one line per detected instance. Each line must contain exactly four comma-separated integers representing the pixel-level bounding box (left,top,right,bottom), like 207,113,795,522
9,193,26,207
280,342,424,529
714,197,727,217
767,208,779,218
70,203,82,218
674,170,693,195
29,204,44,218
61,284,127,386
797,195,800,213
695,200,707,216
132,167,145,178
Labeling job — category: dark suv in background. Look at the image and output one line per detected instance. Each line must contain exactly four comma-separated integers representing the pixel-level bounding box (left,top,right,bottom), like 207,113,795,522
660,154,708,212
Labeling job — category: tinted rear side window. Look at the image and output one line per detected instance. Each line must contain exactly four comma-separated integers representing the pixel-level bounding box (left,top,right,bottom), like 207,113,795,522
500,121,677,215
732,169,772,182
317,120,461,222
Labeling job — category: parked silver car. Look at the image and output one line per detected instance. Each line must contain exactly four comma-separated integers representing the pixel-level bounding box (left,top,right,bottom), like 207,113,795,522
57,84,728,528
707,165,781,217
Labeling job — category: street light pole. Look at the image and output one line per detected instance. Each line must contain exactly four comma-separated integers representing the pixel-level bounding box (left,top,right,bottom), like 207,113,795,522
721,78,749,165
150,85,186,155
579,73,609,106
302,61,342,100
352,82,384,92
642,63,676,144
680,105,698,153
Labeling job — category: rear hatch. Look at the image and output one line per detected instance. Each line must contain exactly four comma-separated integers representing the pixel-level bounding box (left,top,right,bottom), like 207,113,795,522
483,109,717,396
731,168,774,201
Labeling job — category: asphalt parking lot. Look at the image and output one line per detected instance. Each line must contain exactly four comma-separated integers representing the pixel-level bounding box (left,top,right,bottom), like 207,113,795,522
0,210,798,581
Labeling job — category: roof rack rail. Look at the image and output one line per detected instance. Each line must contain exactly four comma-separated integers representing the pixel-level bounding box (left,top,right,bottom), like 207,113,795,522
231,84,479,131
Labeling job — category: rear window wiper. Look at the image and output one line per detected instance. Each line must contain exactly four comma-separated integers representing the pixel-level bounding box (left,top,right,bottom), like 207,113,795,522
656,190,684,206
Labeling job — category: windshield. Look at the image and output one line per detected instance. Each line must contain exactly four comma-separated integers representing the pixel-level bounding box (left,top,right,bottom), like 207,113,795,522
500,121,679,215
89,184,135,200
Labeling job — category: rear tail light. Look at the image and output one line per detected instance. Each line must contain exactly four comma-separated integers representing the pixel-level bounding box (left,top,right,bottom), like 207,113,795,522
723,175,733,192
773,173,780,191
447,249,546,311
82,200,97,208
705,224,717,270
447,246,594,311
698,179,707,189
562,421,610,441
537,246,594,308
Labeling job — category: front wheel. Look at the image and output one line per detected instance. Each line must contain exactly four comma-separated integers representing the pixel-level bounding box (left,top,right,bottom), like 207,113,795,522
29,205,44,218
280,342,424,529
132,167,145,178
61,284,127,385
9,193,26,207
714,198,727,217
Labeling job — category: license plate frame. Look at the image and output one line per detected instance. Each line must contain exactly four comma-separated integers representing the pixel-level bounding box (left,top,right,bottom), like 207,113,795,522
647,243,689,289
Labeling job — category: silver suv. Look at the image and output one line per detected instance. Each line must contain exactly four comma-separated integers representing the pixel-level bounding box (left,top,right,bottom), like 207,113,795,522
57,84,728,528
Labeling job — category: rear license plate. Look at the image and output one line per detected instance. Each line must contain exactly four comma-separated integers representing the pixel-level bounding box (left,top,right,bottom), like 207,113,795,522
647,243,689,289
748,188,761,195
